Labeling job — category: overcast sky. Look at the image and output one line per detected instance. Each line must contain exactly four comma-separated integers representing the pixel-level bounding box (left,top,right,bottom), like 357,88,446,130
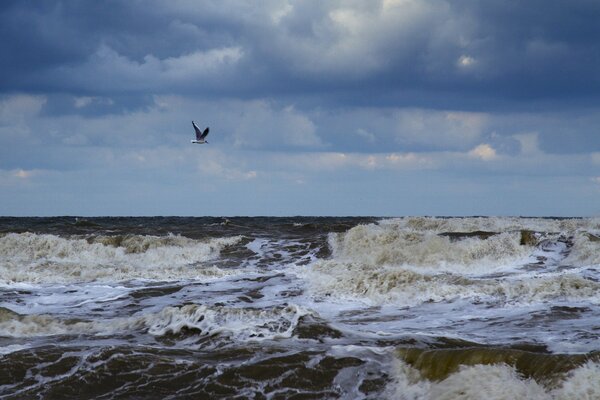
1,0,600,216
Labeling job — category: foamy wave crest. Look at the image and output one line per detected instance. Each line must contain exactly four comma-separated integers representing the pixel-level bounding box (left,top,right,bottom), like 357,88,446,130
328,224,531,271
388,359,600,400
0,304,311,341
379,216,600,235
307,218,600,306
564,232,600,267
0,232,242,283
306,261,600,306
145,303,310,339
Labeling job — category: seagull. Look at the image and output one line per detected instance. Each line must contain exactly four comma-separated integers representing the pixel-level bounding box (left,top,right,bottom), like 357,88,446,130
191,121,210,144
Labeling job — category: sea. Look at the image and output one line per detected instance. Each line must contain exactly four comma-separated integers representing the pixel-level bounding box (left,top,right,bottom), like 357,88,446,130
1,216,600,399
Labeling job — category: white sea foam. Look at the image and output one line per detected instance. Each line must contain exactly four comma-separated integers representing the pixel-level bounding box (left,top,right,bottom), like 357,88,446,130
0,344,29,355
1,284,133,315
0,233,242,283
554,360,600,399
328,226,531,272
303,217,600,306
145,303,310,339
370,217,600,268
388,359,600,400
564,232,600,267
305,260,600,306
379,216,600,235
0,303,311,341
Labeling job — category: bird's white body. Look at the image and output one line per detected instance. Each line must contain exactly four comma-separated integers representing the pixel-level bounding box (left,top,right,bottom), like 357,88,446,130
191,121,210,144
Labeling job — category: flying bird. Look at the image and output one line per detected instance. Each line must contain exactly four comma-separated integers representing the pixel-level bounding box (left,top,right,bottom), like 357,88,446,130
191,121,210,144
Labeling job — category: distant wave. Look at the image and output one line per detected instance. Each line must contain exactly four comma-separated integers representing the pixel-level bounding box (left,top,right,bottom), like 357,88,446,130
377,216,600,234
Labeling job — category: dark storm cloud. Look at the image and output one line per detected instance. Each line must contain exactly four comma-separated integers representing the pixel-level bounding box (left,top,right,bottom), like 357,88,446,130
0,1,92,82
0,1,243,94
451,0,600,96
1,0,600,109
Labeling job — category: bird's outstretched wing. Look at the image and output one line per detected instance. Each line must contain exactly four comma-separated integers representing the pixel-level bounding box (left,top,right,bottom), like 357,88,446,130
200,127,210,140
192,121,203,140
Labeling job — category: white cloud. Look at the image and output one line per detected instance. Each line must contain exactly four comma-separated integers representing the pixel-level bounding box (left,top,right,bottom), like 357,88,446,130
62,133,89,146
526,39,569,60
0,95,47,143
385,152,434,168
119,145,258,182
264,0,449,78
355,128,376,143
269,2,293,24
513,132,541,155
0,95,46,123
469,143,497,161
74,97,94,108
59,44,243,91
272,151,434,172
233,101,322,149
395,109,487,149
457,55,476,68
162,47,243,79
0,168,41,186
13,169,33,179
73,96,114,108
200,158,258,180
293,152,350,170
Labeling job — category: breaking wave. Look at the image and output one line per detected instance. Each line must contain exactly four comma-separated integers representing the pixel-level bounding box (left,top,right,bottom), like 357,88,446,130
564,232,600,267
389,354,600,400
0,304,311,341
304,217,600,306
0,232,243,283
306,261,600,306
328,227,530,271
379,216,600,235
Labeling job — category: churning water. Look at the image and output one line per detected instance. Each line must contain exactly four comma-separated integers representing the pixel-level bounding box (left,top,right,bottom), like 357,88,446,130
1,216,600,399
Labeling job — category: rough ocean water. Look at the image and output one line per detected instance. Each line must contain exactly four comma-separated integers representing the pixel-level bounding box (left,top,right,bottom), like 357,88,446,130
1,216,600,399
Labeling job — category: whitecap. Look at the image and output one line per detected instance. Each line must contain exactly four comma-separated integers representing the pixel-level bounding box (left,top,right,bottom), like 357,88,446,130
0,233,243,284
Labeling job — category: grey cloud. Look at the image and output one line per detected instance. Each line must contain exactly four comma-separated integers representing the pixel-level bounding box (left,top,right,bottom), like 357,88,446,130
2,1,600,108
231,101,323,150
